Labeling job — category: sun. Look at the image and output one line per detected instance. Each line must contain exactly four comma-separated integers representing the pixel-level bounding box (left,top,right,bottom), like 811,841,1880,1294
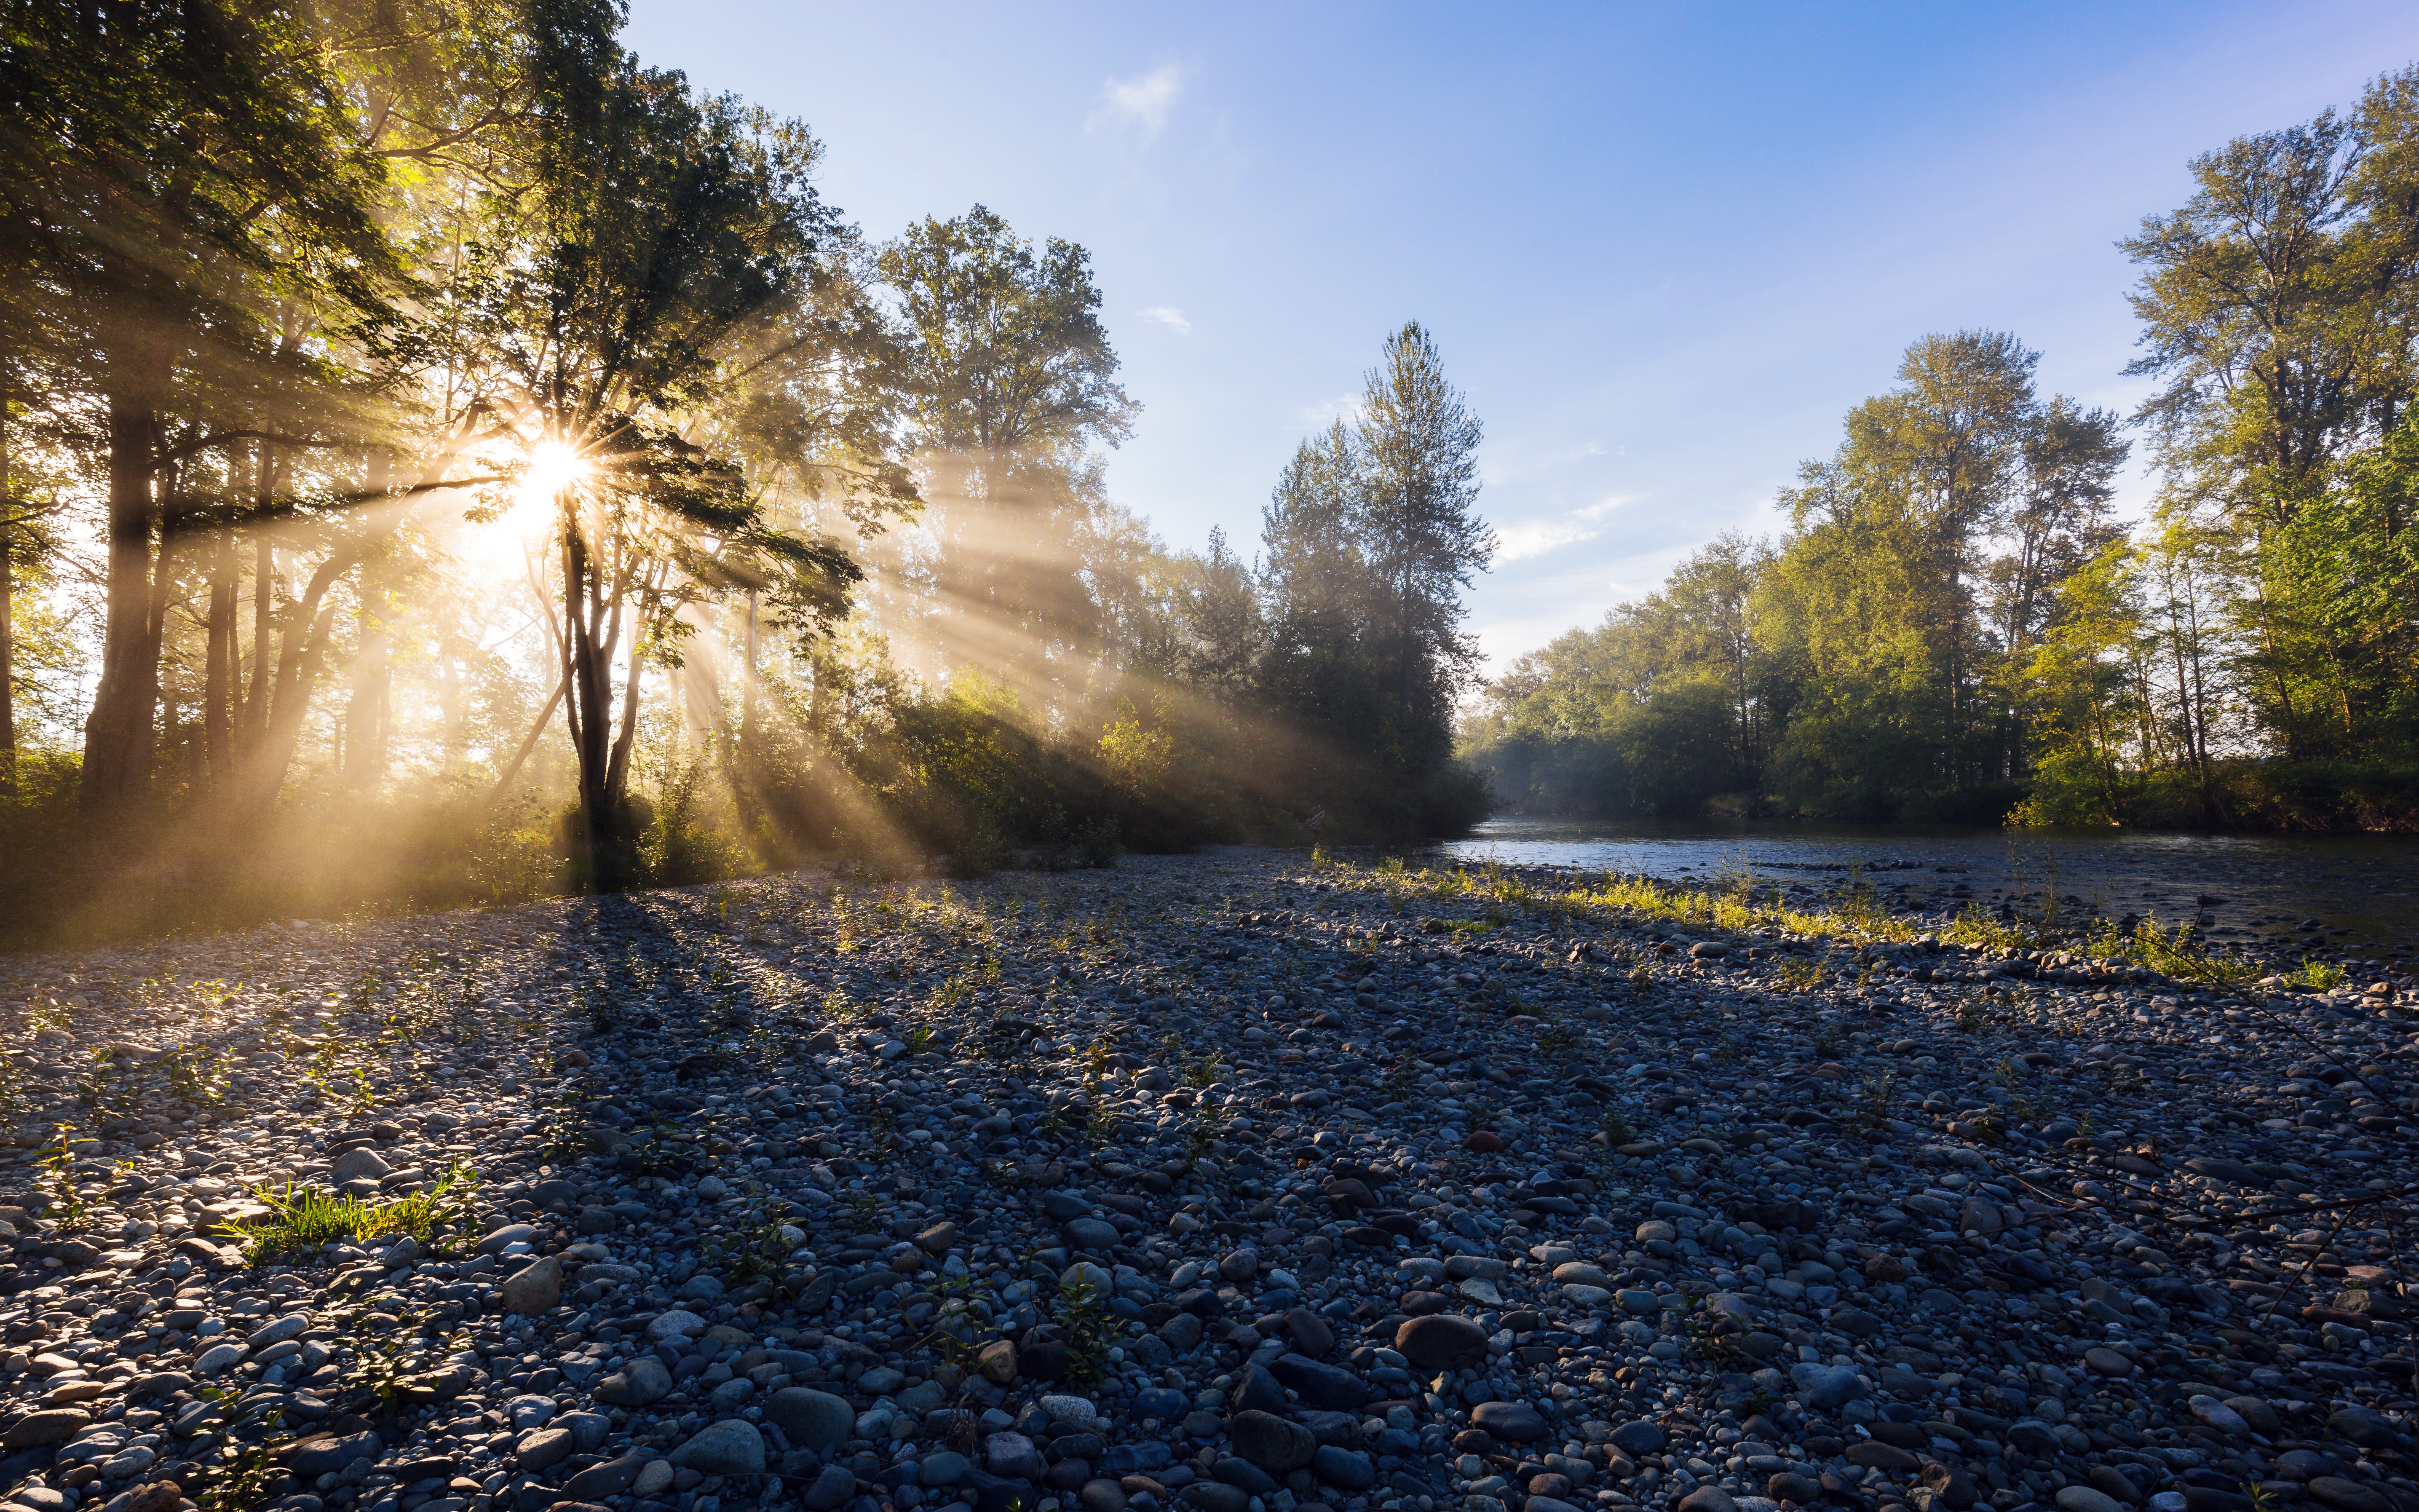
519,439,590,508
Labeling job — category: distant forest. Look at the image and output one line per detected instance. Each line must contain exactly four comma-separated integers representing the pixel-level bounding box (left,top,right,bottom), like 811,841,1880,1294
0,0,1492,941
1464,66,2419,833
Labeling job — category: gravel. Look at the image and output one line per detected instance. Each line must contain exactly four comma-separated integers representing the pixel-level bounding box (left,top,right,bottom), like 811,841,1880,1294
0,852,2411,1512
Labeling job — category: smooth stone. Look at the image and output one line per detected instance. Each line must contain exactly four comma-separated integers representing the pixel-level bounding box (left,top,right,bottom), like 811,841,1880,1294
1789,1362,1866,1410
1228,1409,1317,1473
1395,1314,1489,1371
2083,1346,2135,1378
1678,1489,1737,1512
1471,1401,1549,1442
516,1427,575,1472
2058,1488,2126,1512
562,1453,648,1500
332,1148,391,1184
1609,1422,1667,1456
668,1420,765,1476
592,1355,672,1406
1310,1445,1376,1491
500,1255,563,1314
633,1461,675,1498
768,1388,856,1449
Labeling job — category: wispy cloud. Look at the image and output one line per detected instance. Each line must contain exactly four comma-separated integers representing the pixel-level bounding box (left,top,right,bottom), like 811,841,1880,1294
1492,494,1638,563
1089,64,1185,139
1299,393,1362,428
1137,305,1192,335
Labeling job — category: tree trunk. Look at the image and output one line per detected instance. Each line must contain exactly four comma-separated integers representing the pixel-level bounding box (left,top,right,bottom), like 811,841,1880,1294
0,514,15,799
81,339,171,812
203,530,237,784
563,516,637,891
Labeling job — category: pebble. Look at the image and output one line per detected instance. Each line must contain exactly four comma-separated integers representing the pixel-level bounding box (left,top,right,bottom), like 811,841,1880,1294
0,851,2406,1512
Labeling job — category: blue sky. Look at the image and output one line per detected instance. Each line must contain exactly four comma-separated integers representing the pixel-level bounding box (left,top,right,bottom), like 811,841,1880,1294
623,0,2419,672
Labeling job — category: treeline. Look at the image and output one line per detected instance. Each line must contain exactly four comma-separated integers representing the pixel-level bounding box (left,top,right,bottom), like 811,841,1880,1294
0,0,1491,943
1466,69,2419,831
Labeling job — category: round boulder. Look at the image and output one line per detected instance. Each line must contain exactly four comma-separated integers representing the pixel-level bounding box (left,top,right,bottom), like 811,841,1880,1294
1228,1409,1317,1474
1394,1313,1489,1372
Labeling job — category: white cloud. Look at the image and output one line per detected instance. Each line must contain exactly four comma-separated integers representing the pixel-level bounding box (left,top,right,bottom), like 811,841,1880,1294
1299,393,1363,428
1090,64,1185,139
1491,494,1638,562
1137,305,1192,335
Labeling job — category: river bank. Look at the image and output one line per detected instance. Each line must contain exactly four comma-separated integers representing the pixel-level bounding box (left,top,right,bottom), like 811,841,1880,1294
0,851,2409,1512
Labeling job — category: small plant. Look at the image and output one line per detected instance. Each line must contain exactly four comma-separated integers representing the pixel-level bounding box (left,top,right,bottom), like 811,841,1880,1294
1051,1275,1123,1385
193,1388,290,1512
2293,959,2347,990
341,1307,466,1413
36,1123,93,1231
1185,1051,1226,1089
1598,1106,1636,1148
1848,1072,1896,1137
349,1067,377,1116
1955,1002,1983,1033
1185,1099,1232,1164
220,1161,482,1263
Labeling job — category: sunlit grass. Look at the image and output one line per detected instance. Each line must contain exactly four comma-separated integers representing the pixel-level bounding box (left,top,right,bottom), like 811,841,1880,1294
219,1161,481,1264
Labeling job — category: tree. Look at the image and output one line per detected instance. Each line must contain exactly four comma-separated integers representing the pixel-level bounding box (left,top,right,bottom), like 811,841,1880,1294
1352,322,1492,775
451,5,872,890
875,206,1136,703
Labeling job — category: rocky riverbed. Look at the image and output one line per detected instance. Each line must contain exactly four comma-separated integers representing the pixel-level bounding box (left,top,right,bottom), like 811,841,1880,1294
0,852,2411,1512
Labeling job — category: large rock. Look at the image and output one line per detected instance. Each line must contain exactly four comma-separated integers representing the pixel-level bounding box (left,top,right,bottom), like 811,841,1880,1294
1268,1352,1365,1411
562,1454,647,1500
1394,1314,1488,1371
332,1147,391,1184
500,1255,563,1314
669,1420,765,1476
1609,1421,1666,1456
1472,1401,1548,1442
516,1428,575,1472
592,1355,671,1407
3,1410,91,1449
1309,1446,1375,1491
1228,1410,1317,1474
1790,1362,1866,1410
768,1388,856,1450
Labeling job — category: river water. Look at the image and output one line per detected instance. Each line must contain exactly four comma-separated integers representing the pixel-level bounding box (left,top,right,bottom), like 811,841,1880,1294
1424,816,2419,956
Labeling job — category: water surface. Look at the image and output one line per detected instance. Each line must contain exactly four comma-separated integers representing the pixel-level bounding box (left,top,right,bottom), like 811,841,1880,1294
1424,816,2419,954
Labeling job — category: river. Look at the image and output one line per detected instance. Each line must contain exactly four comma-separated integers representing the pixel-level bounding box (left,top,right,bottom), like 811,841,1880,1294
1423,816,2419,958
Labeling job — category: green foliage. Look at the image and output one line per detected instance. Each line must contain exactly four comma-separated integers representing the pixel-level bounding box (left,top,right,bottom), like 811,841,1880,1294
220,1161,481,1263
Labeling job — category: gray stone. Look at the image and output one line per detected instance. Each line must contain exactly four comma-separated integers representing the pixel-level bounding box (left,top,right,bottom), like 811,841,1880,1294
516,1428,575,1473
1472,1401,1549,1442
1678,1489,1737,1512
1394,1313,1488,1371
1269,1352,1365,1411
920,1453,971,1487
1062,1218,1120,1250
475,1221,537,1254
499,1255,562,1314
669,1419,765,1477
1309,1446,1375,1490
1789,1362,1866,1410
768,1388,856,1449
2326,1406,2396,1450
592,1354,672,1407
332,1147,391,1184
1609,1422,1667,1456
802,1464,858,1512
2056,1489,2125,1512
1229,1409,1317,1473
1182,1484,1251,1512
563,1454,647,1501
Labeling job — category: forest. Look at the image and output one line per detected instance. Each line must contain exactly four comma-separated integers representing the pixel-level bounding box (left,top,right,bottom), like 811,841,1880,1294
0,0,1493,943
1465,65,2419,834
